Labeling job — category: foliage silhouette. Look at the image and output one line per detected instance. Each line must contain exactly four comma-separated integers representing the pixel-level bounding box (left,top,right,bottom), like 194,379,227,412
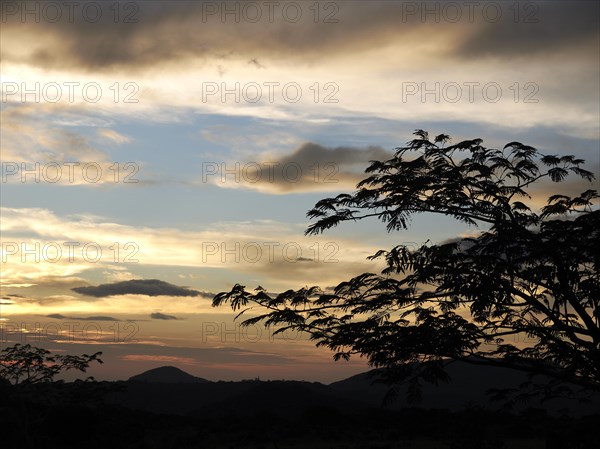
0,343,102,384
213,130,600,397
0,344,105,449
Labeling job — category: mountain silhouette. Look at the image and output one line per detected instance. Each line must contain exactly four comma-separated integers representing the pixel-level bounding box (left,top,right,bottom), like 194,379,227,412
330,360,600,415
128,366,210,383
112,362,600,417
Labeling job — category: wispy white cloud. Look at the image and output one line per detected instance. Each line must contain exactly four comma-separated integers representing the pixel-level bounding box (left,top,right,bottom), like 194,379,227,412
0,207,386,311
98,128,132,144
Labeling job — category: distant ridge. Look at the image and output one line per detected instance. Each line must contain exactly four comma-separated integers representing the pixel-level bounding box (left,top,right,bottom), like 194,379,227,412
128,366,210,383
117,363,599,417
329,361,600,415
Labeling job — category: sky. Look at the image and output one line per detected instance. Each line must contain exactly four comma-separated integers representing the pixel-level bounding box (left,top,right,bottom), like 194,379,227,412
1,0,599,383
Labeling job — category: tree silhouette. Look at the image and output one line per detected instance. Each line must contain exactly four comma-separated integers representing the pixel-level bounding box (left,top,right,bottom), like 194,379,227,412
0,344,104,449
0,343,102,385
214,130,599,394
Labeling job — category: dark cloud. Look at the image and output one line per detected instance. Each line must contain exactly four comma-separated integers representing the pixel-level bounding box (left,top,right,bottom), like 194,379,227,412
231,142,392,193
150,312,180,321
281,142,391,166
4,1,595,71
71,279,201,298
119,344,296,367
248,58,264,69
196,291,217,299
457,1,599,58
5,2,408,70
46,313,118,321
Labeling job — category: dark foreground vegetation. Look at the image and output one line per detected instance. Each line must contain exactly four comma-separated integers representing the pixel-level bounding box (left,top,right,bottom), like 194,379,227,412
1,377,598,449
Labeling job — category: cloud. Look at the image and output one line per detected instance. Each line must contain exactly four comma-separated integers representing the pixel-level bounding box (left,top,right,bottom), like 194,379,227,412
456,1,599,59
119,346,295,367
2,2,596,72
196,291,217,299
0,206,386,296
103,270,136,283
150,312,180,321
1,104,108,162
200,124,302,153
0,105,147,186
71,279,201,298
207,142,393,194
0,2,435,71
0,1,596,144
46,313,118,321
2,4,597,138
97,128,131,144
248,58,265,69
120,354,198,366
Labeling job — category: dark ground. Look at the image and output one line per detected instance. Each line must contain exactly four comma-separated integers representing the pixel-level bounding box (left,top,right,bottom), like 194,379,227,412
1,372,598,449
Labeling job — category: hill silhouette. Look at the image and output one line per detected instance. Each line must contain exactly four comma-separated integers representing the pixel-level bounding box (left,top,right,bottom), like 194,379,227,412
4,364,599,448
128,366,211,383
109,362,600,417
330,360,600,416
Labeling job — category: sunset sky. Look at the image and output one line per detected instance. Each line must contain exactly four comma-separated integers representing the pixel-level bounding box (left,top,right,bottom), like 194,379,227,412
1,0,599,382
